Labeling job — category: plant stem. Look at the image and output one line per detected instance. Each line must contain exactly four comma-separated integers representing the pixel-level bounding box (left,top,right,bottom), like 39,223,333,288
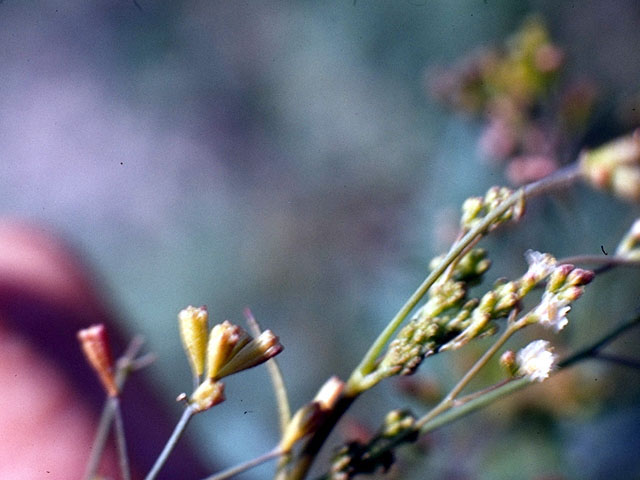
558,311,640,368
556,254,640,276
203,448,282,480
113,398,131,480
83,396,118,480
83,336,147,480
416,323,518,429
417,376,529,433
144,405,196,480
556,255,640,267
592,352,640,369
245,309,291,434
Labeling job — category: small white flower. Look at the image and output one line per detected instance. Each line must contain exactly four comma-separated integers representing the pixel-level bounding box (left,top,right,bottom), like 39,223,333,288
524,250,557,282
517,340,555,382
532,291,570,332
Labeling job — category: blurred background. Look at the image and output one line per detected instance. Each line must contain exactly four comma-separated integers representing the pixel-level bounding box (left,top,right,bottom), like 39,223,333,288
1,1,639,479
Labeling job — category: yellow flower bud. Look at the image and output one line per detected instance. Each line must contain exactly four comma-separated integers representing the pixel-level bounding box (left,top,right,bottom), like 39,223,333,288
215,329,283,380
178,306,209,377
206,321,250,380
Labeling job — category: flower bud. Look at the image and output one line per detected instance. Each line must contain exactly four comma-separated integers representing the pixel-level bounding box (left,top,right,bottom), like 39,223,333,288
178,305,209,377
565,268,595,287
461,197,484,228
382,409,416,437
313,376,344,409
206,321,250,380
500,349,518,377
279,402,323,453
77,324,118,397
546,264,574,292
215,329,283,380
279,377,344,453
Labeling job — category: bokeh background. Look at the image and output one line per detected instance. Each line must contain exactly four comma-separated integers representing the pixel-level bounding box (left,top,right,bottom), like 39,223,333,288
1,1,639,479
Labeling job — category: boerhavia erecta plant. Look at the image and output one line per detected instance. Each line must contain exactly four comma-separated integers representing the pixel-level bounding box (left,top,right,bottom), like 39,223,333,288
75,16,640,480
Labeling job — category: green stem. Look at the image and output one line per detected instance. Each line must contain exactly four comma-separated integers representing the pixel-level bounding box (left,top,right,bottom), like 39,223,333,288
418,376,529,433
245,309,291,434
416,323,518,429
144,405,196,480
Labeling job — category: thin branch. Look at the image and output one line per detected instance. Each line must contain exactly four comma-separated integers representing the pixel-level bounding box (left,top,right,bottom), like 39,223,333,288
83,336,148,480
593,352,640,369
558,312,640,368
144,405,197,480
83,397,118,480
244,308,291,434
113,398,131,480
556,255,640,275
202,448,281,480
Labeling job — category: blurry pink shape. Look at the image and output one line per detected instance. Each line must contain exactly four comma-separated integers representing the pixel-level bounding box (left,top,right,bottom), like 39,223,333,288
507,155,558,185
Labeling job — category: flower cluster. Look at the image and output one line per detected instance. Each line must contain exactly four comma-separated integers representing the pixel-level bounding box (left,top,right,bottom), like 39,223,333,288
580,130,640,202
377,250,592,383
429,16,596,184
329,409,418,480
460,186,525,233
521,260,594,332
179,306,283,412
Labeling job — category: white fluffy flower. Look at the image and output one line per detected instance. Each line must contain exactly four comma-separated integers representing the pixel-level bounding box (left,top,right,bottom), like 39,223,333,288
517,340,555,382
532,291,570,332
524,250,557,282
